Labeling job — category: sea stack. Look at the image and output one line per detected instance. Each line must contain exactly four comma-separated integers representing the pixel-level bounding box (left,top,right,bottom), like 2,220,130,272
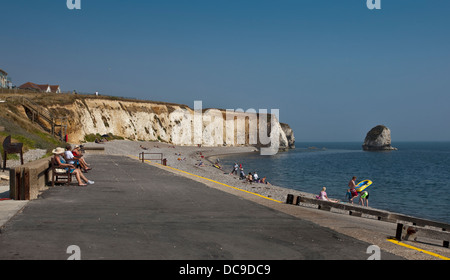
362,125,397,151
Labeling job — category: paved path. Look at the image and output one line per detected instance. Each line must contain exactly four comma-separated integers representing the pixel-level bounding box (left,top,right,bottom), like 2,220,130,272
0,155,403,260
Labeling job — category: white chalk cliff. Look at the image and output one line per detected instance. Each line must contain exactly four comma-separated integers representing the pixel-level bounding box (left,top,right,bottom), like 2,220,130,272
46,98,295,151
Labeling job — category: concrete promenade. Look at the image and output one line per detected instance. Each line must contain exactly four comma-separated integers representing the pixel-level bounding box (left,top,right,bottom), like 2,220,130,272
0,155,403,260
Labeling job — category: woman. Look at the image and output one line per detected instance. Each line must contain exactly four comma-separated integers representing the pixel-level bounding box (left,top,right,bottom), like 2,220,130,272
72,145,91,167
53,147,94,186
246,172,253,184
316,187,339,203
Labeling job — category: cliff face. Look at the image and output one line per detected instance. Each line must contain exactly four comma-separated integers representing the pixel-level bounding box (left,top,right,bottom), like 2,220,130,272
280,123,295,149
46,98,295,151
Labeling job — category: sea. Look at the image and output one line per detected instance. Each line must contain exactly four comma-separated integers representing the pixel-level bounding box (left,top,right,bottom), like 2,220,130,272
218,142,450,224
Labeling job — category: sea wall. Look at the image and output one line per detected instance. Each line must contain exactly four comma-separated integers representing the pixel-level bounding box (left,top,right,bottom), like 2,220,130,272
47,98,295,150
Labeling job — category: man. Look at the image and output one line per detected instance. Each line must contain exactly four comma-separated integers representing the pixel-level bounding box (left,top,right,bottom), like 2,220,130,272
253,171,259,182
348,176,359,204
230,163,238,175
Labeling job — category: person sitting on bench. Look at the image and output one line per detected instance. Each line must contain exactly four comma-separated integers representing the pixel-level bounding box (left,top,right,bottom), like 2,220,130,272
72,145,91,168
316,187,339,203
65,145,91,172
53,147,94,186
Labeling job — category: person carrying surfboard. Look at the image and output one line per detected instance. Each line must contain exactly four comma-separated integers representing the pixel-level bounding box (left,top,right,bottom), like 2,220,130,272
348,176,359,204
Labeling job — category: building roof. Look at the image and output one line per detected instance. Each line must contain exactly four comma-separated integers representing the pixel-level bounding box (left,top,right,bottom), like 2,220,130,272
18,82,60,92
18,82,42,91
36,84,50,91
0,69,7,76
50,85,60,92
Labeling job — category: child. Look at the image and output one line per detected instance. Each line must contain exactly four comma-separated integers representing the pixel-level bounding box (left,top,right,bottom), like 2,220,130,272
359,191,369,207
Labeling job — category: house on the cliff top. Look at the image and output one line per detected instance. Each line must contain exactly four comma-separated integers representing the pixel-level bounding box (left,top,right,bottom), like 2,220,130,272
0,68,12,88
18,82,61,93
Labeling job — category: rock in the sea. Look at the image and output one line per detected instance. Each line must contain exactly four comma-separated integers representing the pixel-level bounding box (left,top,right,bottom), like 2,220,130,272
362,125,397,151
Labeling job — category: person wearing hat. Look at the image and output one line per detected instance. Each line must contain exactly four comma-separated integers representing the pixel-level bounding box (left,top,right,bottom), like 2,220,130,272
52,147,94,186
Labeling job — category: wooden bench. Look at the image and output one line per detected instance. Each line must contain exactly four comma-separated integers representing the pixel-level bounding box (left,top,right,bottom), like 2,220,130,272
50,157,75,186
2,135,24,171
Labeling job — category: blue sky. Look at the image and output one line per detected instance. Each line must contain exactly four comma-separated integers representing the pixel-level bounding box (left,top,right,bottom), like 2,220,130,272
2,0,450,142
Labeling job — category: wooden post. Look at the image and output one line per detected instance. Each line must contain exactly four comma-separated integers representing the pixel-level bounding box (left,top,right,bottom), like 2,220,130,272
443,229,449,248
395,223,403,241
286,194,294,204
2,151,6,172
22,167,30,200
9,168,19,200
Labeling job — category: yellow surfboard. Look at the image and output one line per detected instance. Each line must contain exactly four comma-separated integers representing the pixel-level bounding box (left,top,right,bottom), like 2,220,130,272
356,180,372,192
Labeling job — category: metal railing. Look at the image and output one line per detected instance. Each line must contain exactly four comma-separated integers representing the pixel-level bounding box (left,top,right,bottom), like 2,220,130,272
139,152,167,166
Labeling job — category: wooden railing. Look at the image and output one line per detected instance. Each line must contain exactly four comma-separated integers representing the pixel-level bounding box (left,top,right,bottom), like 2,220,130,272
5,96,68,140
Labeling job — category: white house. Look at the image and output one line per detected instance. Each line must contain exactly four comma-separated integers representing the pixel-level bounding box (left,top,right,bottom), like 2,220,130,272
0,69,8,88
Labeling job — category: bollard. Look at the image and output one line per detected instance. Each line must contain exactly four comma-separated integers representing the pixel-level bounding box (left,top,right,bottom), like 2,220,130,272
286,194,294,204
295,195,301,205
395,223,403,241
162,158,167,166
443,229,449,248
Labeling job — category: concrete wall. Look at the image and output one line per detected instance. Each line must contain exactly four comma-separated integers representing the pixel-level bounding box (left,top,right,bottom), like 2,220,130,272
10,157,51,200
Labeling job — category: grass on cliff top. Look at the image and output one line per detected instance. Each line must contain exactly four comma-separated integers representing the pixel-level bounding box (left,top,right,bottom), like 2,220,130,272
0,91,190,108
0,102,65,159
